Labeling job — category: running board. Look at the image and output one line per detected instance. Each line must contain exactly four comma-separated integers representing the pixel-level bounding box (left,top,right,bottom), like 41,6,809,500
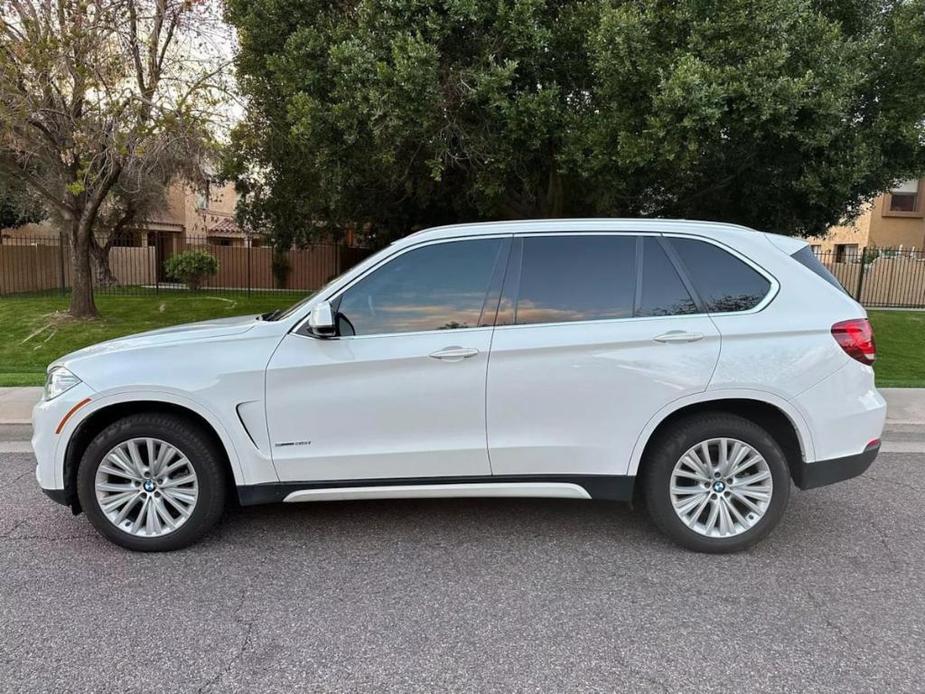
282,482,591,503
236,475,634,506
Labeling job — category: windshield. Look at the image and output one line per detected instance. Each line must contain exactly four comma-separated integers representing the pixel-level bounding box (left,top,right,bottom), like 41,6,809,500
260,270,352,321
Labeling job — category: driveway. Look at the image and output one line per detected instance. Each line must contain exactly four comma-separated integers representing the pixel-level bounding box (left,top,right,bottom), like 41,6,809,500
0,422,923,692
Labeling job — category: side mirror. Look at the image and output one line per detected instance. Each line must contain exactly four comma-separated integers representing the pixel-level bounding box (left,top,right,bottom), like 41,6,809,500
307,301,336,338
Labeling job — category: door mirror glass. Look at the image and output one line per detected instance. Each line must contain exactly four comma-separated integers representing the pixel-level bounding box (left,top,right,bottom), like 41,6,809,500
307,301,336,337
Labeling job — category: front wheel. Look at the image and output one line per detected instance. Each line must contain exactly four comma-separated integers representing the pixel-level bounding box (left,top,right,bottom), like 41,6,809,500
76,413,227,551
643,413,791,553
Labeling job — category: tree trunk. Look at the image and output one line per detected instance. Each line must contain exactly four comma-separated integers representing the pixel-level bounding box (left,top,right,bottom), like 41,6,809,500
68,218,98,318
65,163,122,318
543,167,564,217
90,237,118,288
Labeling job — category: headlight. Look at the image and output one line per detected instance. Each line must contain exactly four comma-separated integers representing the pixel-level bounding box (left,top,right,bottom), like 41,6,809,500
44,366,82,400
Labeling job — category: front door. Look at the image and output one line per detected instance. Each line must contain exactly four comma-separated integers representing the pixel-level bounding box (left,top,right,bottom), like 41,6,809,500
486,234,722,477
265,236,510,483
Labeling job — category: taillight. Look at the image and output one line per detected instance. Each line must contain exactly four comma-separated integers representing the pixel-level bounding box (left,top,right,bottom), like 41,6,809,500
831,318,876,365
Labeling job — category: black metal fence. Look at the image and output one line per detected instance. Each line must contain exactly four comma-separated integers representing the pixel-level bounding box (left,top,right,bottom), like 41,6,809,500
813,247,925,308
0,233,373,297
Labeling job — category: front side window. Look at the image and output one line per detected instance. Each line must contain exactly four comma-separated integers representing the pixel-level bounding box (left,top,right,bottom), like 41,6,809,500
668,237,771,313
336,238,503,336
514,235,635,325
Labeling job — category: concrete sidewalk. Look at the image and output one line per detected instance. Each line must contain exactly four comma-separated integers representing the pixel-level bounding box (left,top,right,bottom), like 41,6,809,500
0,387,41,425
1,385,922,426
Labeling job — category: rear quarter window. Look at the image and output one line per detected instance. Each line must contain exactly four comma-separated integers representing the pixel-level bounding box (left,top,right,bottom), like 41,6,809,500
668,237,771,313
790,246,848,293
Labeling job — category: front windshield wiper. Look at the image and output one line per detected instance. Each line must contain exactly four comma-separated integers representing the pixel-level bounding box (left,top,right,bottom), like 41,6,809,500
258,309,283,321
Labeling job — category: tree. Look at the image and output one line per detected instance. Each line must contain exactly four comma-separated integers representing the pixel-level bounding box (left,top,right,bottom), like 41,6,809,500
0,0,231,317
89,145,210,287
225,0,925,246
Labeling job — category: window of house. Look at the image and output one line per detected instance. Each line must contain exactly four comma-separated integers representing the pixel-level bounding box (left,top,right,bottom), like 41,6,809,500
668,237,771,313
889,179,919,212
834,243,859,262
111,231,141,247
196,180,211,210
336,238,504,336
513,235,636,325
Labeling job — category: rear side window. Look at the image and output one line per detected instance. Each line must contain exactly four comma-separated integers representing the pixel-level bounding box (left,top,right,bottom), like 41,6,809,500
514,235,635,324
669,238,771,312
638,237,697,317
790,246,847,293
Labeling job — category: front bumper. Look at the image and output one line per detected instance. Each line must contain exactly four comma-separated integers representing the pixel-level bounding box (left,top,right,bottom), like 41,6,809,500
792,440,880,490
31,382,95,500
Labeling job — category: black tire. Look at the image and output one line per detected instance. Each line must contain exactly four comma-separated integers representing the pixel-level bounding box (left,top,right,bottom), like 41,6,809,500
77,413,227,552
642,413,791,553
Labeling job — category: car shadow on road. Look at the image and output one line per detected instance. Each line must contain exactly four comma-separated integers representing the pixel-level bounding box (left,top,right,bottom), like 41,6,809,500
215,496,664,549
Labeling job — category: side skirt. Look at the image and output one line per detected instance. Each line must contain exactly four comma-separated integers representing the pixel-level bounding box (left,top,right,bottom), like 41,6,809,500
237,474,635,506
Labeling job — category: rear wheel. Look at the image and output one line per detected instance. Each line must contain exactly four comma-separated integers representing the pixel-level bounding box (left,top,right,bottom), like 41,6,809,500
643,413,791,553
77,413,226,551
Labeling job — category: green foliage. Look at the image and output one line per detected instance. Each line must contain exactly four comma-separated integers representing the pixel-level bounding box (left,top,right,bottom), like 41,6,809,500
0,181,45,229
164,250,219,291
225,0,925,242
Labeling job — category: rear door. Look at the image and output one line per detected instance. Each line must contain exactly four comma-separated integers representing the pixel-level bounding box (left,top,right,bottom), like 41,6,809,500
486,233,721,477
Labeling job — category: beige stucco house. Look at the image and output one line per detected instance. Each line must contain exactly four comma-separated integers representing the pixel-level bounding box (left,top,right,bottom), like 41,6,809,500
1,179,250,249
811,178,925,260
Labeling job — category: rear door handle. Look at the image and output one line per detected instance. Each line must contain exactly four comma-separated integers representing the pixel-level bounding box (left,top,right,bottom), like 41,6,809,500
429,346,480,361
653,330,704,344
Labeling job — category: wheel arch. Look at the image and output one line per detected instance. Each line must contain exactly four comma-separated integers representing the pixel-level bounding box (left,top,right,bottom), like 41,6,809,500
628,392,813,483
61,397,242,513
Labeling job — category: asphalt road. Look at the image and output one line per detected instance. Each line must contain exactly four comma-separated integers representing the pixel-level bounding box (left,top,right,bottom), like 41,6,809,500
1,425,923,693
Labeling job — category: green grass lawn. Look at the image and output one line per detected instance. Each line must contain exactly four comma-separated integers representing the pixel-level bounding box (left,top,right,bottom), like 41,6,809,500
0,295,922,387
867,310,925,388
0,292,302,386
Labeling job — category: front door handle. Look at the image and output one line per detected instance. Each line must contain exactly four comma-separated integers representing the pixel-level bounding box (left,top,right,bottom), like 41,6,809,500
429,346,480,361
653,330,704,344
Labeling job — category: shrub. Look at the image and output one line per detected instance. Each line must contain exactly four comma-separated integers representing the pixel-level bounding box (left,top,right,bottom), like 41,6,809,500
164,249,219,290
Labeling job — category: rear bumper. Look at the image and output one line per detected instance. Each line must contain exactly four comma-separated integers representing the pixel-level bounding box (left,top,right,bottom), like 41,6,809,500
791,360,886,464
793,441,880,490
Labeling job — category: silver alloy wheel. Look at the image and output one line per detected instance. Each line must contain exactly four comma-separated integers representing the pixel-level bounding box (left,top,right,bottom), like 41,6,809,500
669,438,773,538
94,437,198,538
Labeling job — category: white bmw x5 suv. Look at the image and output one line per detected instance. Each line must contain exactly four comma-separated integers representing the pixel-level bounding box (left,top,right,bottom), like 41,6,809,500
33,219,885,553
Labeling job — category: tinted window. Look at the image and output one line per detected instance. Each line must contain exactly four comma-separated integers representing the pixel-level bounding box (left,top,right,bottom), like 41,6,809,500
638,237,697,317
336,239,502,335
791,246,847,293
515,235,635,325
669,238,771,312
